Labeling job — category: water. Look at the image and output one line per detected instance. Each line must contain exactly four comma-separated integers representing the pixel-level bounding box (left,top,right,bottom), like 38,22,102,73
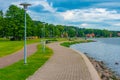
70,38,120,76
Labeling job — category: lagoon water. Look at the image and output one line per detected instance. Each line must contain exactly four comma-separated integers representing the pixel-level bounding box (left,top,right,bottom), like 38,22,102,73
70,38,120,76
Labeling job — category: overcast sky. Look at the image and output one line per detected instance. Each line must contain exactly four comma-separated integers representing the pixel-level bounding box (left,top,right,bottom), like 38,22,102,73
0,0,120,31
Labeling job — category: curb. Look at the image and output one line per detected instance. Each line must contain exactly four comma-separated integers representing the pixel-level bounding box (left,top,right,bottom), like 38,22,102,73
71,49,101,80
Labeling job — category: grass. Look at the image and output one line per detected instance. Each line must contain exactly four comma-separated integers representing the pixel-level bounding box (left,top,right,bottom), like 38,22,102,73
60,40,93,47
56,38,68,41
0,44,53,80
0,39,40,58
27,39,40,44
0,41,24,57
0,38,89,57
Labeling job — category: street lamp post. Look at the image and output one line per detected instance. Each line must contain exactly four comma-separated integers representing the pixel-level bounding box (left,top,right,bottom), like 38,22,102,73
43,22,46,53
20,2,31,64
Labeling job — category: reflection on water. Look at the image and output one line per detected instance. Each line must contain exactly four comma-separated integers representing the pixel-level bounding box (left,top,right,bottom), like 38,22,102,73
70,38,120,76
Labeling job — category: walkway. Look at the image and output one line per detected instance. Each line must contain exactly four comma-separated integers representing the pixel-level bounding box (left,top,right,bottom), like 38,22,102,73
27,42,101,80
0,43,38,68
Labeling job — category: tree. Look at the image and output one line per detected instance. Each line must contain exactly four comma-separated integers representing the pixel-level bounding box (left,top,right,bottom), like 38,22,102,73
0,10,3,18
0,10,4,37
68,27,76,37
78,30,84,37
5,5,33,40
56,25,65,37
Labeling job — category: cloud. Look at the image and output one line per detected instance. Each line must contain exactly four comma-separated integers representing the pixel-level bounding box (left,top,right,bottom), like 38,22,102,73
80,23,89,27
1,0,120,31
93,2,120,8
11,0,57,13
29,7,120,30
30,0,57,13
113,23,120,26
93,0,114,1
59,8,120,22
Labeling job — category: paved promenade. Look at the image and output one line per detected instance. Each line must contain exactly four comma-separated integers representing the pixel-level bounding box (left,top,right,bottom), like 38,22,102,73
0,43,38,68
27,42,101,80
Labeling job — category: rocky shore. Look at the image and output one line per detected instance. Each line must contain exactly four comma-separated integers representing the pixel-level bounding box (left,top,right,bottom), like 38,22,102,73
84,53,120,80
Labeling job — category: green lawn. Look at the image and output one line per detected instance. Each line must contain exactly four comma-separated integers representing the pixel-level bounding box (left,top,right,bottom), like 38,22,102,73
60,40,93,47
0,39,40,58
0,41,24,57
0,44,53,80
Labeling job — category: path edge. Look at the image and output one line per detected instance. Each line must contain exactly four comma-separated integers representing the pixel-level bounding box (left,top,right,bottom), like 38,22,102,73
71,49,101,80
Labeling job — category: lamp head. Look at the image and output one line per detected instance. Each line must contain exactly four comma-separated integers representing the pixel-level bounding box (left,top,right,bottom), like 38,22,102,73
20,2,31,10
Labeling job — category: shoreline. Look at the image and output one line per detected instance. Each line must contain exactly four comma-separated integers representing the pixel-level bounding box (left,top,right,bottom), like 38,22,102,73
84,53,120,80
60,40,120,80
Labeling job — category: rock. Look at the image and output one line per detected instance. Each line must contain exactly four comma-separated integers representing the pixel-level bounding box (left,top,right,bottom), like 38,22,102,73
84,52,88,55
115,62,119,65
84,54,120,80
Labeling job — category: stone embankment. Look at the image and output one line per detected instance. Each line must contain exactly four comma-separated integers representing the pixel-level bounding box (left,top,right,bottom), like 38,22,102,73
85,53,120,80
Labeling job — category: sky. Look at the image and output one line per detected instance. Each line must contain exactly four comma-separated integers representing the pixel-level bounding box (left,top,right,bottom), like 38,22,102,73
0,0,120,31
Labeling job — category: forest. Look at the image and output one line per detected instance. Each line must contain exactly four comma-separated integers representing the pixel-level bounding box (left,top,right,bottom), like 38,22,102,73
0,5,119,40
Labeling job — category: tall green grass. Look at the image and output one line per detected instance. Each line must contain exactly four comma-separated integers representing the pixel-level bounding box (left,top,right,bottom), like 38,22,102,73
0,44,53,80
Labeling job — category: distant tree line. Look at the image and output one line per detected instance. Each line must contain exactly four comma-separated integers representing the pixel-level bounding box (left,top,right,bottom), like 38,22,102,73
0,5,119,40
